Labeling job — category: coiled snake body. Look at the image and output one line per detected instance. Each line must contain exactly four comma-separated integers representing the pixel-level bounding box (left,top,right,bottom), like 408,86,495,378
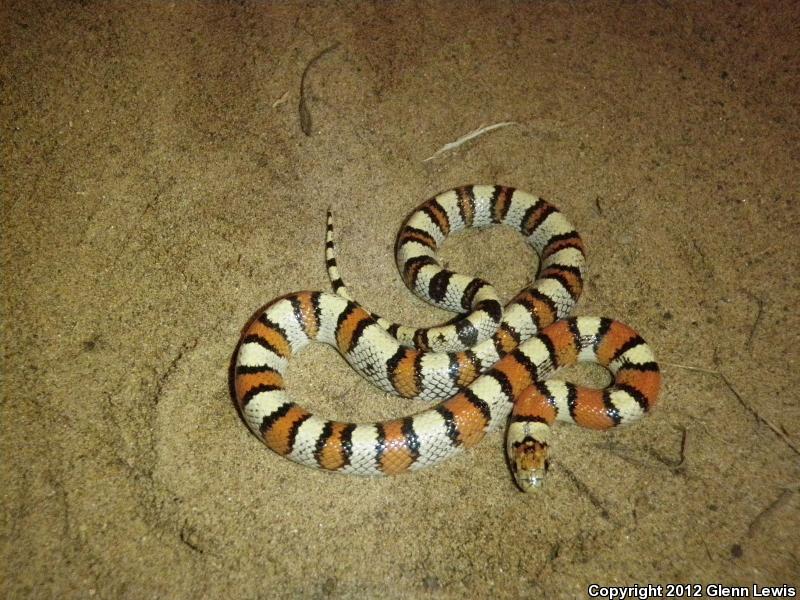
233,185,660,491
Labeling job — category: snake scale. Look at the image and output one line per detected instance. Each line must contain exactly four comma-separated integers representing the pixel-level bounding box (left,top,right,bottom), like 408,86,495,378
233,185,660,491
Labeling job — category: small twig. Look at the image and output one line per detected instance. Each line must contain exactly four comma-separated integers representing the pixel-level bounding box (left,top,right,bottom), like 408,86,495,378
749,244,780,261
747,488,796,537
701,539,714,561
272,90,290,108
299,43,340,136
718,373,798,455
554,460,612,522
662,362,799,456
594,196,603,215
744,292,764,349
652,426,688,469
599,427,687,473
597,442,652,469
660,361,719,375
676,426,688,466
422,121,518,162
180,522,204,554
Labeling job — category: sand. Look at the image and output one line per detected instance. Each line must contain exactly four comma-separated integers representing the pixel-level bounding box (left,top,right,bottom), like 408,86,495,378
2,1,798,598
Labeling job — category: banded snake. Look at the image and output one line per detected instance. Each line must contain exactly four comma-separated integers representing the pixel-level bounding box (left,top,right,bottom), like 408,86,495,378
233,185,661,491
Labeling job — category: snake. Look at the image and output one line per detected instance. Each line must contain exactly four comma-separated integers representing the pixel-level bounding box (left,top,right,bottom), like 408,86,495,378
233,185,660,491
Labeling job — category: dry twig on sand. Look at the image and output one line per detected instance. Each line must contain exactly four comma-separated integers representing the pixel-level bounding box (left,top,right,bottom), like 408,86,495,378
423,121,518,162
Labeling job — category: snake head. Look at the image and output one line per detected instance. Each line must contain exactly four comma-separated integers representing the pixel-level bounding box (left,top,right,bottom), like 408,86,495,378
508,437,550,493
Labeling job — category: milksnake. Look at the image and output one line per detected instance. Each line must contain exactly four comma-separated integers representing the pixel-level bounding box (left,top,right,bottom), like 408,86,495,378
233,185,660,491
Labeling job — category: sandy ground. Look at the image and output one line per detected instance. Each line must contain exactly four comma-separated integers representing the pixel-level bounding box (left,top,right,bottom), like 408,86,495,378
2,1,799,598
